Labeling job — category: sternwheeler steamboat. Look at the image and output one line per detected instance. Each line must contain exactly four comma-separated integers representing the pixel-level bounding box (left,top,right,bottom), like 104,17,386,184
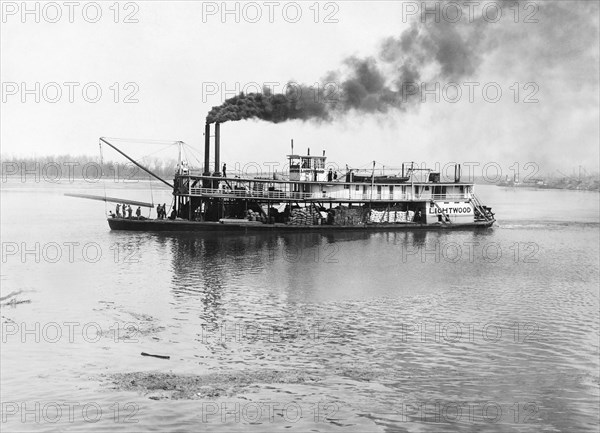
87,123,495,232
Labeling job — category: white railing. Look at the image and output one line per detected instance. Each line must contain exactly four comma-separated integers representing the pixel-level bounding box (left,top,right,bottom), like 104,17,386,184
188,187,314,200
187,188,472,202
430,194,472,201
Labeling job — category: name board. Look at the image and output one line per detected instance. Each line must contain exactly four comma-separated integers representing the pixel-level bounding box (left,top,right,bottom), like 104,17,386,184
429,203,473,215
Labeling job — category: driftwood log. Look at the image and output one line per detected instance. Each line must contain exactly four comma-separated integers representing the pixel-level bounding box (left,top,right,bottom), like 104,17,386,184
141,352,170,360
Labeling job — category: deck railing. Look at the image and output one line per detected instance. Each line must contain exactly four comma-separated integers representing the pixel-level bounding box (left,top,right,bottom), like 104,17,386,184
187,187,472,202
430,194,471,201
188,187,314,200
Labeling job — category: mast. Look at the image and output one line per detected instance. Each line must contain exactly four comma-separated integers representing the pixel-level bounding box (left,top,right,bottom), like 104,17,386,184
99,137,174,189
177,141,183,173
370,161,376,194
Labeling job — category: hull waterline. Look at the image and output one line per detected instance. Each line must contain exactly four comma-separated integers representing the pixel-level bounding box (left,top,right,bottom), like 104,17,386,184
107,217,495,232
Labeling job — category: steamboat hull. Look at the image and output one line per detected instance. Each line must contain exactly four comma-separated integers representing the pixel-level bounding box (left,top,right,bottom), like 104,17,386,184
107,218,495,232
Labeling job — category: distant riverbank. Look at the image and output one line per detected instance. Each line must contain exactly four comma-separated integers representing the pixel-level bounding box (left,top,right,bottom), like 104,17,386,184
1,155,178,182
495,176,599,192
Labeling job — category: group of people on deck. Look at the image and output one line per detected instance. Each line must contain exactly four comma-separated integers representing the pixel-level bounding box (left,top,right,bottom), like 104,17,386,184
156,203,168,219
110,203,171,220
113,204,141,219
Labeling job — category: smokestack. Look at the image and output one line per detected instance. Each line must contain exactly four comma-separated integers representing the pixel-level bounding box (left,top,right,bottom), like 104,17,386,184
204,123,211,175
214,122,221,175
454,164,461,183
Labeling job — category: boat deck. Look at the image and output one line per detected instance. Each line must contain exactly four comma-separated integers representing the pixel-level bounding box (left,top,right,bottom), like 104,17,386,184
107,217,495,232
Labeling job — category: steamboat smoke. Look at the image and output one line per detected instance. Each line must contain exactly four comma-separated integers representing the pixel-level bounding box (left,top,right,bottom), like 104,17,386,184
206,1,494,124
206,0,598,128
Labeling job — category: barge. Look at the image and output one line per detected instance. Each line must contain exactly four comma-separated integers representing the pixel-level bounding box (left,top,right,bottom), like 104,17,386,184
101,123,495,232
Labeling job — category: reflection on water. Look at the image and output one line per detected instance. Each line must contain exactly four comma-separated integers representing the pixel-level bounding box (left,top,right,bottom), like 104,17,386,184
1,182,599,432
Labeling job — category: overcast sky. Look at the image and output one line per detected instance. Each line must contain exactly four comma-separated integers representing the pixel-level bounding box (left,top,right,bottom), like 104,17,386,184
1,1,599,177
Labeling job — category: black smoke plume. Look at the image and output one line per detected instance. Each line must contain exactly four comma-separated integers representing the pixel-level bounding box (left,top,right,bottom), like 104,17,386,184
206,0,597,124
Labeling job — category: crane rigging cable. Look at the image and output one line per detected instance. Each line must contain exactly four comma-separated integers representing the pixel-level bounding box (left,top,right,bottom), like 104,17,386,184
99,137,174,189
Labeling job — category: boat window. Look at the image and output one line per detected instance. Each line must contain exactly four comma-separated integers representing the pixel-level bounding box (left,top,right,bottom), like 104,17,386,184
355,185,360,191
389,185,394,194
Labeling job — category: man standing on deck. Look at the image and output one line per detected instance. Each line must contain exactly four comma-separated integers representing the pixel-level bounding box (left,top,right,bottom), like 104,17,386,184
414,210,422,223
116,204,121,218
136,206,141,219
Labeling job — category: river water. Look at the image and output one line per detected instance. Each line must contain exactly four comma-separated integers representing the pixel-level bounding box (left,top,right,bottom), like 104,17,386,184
1,180,598,432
